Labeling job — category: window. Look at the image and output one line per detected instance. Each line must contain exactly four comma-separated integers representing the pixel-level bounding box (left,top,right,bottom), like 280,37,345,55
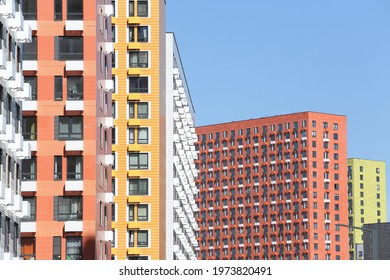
129,153,148,169
128,26,135,42
67,76,83,100
137,230,148,247
55,36,83,60
138,26,148,42
137,1,148,17
129,102,135,118
128,205,135,221
56,196,82,221
54,0,63,20
129,179,148,195
129,128,135,144
24,76,37,100
138,128,148,144
67,156,83,180
54,156,62,180
23,0,37,20
66,237,82,260
129,51,148,68
54,76,63,100
22,116,37,140
23,36,37,60
67,0,83,20
53,236,61,260
22,157,37,180
138,102,148,119
128,0,134,16
58,116,83,140
129,77,148,93
137,204,148,221
112,25,116,42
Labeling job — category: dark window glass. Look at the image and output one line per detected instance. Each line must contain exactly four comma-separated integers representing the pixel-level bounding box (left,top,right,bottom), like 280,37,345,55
129,153,148,169
22,0,37,20
67,0,83,20
129,179,148,195
137,1,148,17
129,51,148,68
22,157,37,180
67,156,83,180
54,0,63,20
54,76,63,100
22,197,36,221
137,102,148,119
54,156,62,180
24,76,37,100
23,36,37,60
138,26,148,42
53,236,61,260
58,116,83,140
128,1,134,16
137,230,148,247
129,77,148,93
67,76,83,100
56,36,83,60
66,237,82,260
58,196,82,221
22,116,37,140
129,26,134,42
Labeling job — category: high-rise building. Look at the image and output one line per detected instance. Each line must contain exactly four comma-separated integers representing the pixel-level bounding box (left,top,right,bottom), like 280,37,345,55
347,158,386,260
196,112,349,260
111,0,167,260
0,0,32,260
362,222,390,260
19,0,114,260
165,32,199,260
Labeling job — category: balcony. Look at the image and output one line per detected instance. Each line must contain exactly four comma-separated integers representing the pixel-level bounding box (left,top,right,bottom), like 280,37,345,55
100,79,114,92
0,60,16,80
0,0,15,17
99,192,114,204
65,100,84,111
16,141,32,159
98,230,113,242
6,10,23,30
99,4,114,17
21,222,36,233
22,100,38,111
26,140,37,152
101,42,114,54
65,180,83,192
25,20,37,31
0,124,16,143
4,187,14,206
65,140,84,151
16,82,32,100
8,131,23,151
7,70,24,91
65,61,84,72
21,181,37,192
103,154,114,166
22,60,38,71
102,117,114,128
16,22,32,43
64,221,83,232
65,20,83,31
16,200,31,218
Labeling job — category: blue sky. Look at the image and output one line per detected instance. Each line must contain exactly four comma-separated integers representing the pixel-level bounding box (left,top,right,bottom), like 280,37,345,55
166,0,390,220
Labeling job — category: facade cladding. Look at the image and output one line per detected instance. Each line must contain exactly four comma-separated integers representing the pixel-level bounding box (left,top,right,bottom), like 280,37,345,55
111,0,167,260
195,112,349,260
362,222,390,260
347,159,386,260
166,33,199,260
0,0,32,260
20,0,114,260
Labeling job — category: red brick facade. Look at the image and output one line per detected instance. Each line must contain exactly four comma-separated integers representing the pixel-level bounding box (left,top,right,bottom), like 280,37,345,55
196,112,349,260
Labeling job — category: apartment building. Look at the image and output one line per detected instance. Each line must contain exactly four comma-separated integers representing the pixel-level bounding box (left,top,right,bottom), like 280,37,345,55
19,0,114,260
166,33,199,260
347,158,386,260
0,0,32,260
196,112,349,260
111,0,167,260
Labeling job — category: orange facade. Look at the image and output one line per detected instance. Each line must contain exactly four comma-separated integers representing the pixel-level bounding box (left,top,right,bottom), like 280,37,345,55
21,0,113,260
196,112,349,260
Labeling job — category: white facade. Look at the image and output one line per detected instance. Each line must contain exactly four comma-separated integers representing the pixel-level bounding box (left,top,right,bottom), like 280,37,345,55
0,0,32,260
166,33,199,260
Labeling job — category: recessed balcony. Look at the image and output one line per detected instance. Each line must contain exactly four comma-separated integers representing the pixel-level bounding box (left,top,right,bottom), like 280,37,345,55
26,140,37,152
64,221,83,232
65,180,83,191
22,100,38,111
25,20,37,31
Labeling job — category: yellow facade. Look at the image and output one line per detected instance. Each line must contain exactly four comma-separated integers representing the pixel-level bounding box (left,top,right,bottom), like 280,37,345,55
348,158,387,260
111,0,166,260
